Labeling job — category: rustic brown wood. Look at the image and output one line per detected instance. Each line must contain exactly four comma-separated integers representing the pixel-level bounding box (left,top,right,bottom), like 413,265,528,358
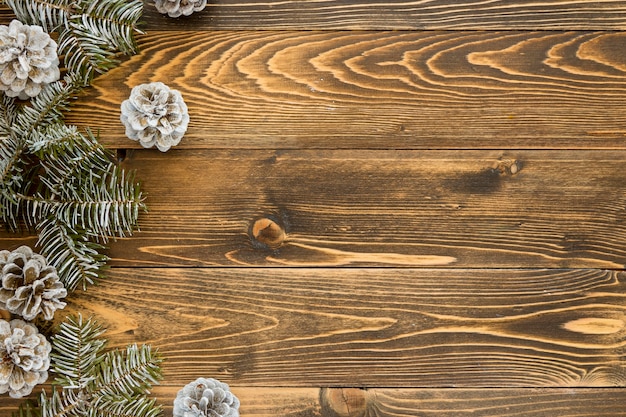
4,2,626,31
2,387,625,416
1,1,626,415
49,267,626,388
57,149,626,268
135,1,626,31
56,30,626,150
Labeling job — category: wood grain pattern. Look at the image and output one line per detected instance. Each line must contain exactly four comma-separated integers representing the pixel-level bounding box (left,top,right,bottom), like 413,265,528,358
48,267,626,388
1,1,626,415
60,149,626,268
55,30,626,150
2,387,625,417
3,1,626,31
126,1,626,31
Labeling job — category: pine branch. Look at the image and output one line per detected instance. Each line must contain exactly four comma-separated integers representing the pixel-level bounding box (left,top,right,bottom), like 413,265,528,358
30,126,118,198
59,24,120,81
0,156,23,231
51,314,106,387
1,95,25,230
23,164,144,240
36,216,107,291
1,0,71,32
0,56,142,291
60,0,143,82
13,315,164,417
76,0,143,55
96,344,163,398
14,75,85,139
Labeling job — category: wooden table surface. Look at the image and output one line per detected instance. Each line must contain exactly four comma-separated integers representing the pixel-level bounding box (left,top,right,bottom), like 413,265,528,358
1,1,626,416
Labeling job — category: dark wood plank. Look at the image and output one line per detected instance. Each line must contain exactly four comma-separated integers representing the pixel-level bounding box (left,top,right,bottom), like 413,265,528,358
55,30,626,150
6,149,626,268
30,149,621,268
3,1,626,30
2,387,625,417
139,1,626,31
48,267,626,387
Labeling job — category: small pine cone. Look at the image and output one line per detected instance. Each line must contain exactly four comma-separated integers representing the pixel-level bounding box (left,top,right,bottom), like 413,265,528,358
173,377,240,417
0,319,51,398
0,246,67,321
0,20,60,99
155,0,208,18
120,81,189,152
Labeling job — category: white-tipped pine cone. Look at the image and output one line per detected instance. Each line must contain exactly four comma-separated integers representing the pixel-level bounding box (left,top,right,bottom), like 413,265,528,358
0,246,67,321
0,20,60,99
0,319,51,398
155,0,208,18
120,81,189,152
173,377,240,417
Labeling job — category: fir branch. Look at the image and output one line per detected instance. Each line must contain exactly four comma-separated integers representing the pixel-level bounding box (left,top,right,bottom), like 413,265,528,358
23,164,144,241
30,126,116,198
1,0,71,32
1,94,24,193
36,216,107,291
61,0,143,82
2,77,141,289
13,315,164,417
59,24,120,81
14,75,85,139
51,313,106,387
96,344,163,398
76,0,143,56
0,140,23,230
0,94,17,137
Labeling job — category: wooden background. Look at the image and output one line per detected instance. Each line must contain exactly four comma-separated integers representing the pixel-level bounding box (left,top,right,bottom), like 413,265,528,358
2,0,626,415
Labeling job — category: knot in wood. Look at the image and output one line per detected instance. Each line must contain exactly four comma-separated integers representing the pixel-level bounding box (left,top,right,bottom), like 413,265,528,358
320,388,368,417
493,158,521,175
251,217,286,249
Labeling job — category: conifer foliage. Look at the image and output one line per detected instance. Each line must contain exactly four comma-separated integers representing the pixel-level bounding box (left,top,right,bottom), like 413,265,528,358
0,0,145,292
13,315,164,417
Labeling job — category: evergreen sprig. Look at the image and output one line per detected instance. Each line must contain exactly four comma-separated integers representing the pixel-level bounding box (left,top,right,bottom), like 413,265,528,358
4,0,143,82
12,315,164,417
0,1,146,291
0,76,145,291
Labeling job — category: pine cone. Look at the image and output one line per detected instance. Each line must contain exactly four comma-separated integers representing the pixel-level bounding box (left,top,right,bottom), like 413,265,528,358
0,20,60,99
120,81,189,152
0,319,51,398
173,377,240,417
155,0,208,18
0,246,67,321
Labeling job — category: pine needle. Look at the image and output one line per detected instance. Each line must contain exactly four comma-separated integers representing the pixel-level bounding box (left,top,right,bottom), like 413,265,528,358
0,0,146,291
13,315,164,417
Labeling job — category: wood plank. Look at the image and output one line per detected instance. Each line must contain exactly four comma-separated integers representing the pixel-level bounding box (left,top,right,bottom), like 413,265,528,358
54,30,626,150
49,267,626,388
2,387,625,417
6,149,626,268
138,1,626,31
30,149,620,268
164,387,626,417
5,1,624,31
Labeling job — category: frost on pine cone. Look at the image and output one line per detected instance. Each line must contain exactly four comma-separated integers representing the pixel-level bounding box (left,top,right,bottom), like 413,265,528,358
0,20,60,99
155,0,208,18
173,377,240,417
120,81,189,152
0,319,51,398
0,246,67,321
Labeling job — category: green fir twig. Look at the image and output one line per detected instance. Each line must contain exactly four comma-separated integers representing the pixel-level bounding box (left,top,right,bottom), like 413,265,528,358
0,0,146,291
12,315,164,417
